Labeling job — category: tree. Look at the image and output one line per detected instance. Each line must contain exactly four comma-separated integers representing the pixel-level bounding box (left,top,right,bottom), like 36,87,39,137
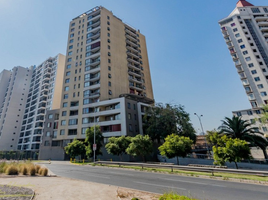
206,130,221,147
105,136,131,160
85,126,103,159
219,116,268,159
213,136,251,169
158,134,193,165
126,135,153,162
64,138,86,159
143,103,196,144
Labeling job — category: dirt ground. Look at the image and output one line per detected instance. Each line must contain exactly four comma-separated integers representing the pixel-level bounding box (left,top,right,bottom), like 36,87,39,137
0,176,160,200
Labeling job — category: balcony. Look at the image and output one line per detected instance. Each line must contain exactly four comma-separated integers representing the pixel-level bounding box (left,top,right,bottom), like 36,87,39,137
129,76,142,84
85,64,100,73
84,92,100,99
255,16,268,21
90,74,100,82
128,69,141,77
125,34,137,43
127,57,140,65
127,51,139,59
128,63,140,70
126,39,139,48
263,33,268,37
126,45,139,53
129,85,143,91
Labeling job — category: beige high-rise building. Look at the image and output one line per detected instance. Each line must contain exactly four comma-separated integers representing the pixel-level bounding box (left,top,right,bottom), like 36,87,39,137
56,6,154,140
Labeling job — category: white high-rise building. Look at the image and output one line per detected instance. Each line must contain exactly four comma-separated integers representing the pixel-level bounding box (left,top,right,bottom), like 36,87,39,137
219,0,268,133
0,67,32,151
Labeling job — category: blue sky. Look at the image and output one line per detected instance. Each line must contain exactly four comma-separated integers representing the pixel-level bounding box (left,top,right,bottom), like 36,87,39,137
0,0,267,133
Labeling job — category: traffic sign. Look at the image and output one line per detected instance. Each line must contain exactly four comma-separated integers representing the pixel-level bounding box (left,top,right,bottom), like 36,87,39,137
93,144,97,150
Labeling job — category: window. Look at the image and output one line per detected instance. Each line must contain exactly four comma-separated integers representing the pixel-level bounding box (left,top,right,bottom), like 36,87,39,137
64,94,68,99
66,71,71,76
236,112,242,117
107,27,110,31
67,58,72,62
46,132,51,137
248,63,254,68
69,45,73,49
108,90,112,95
254,77,260,82
235,33,240,37
129,124,133,132
127,103,131,109
65,79,70,83
81,128,87,135
264,8,268,13
240,44,245,49
68,129,77,135
108,81,111,86
251,70,257,74
62,111,67,116
108,59,111,63
261,92,267,97
251,8,260,13
107,21,110,25
69,119,78,125
48,114,53,119
231,23,236,27
128,113,131,120
63,102,68,107
245,57,251,61
68,51,72,56
257,84,264,89
70,33,74,38
61,120,66,125
108,73,111,78
107,16,110,20
108,66,111,71
67,64,71,69
107,33,110,37
71,22,75,27
242,50,248,55
107,39,110,43
247,110,253,115
262,127,268,132
233,28,238,32
256,110,261,114
64,86,69,91
250,119,255,124
238,39,243,43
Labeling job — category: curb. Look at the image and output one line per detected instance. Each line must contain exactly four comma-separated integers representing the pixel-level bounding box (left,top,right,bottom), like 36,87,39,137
39,164,57,177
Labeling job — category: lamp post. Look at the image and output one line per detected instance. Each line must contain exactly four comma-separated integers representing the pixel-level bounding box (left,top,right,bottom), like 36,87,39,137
194,113,211,157
93,106,96,163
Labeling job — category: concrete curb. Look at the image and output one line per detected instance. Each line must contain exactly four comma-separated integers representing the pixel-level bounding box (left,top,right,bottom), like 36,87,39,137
39,164,57,177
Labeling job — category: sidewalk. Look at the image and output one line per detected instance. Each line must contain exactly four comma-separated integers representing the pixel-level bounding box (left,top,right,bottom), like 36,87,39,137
0,176,118,200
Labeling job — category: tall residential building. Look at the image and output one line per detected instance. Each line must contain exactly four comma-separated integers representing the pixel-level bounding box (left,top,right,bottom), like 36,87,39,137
17,54,65,152
219,1,268,133
39,6,154,160
0,67,32,151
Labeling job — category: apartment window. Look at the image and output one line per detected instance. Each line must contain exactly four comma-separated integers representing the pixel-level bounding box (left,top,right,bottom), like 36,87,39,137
256,110,261,114
108,90,112,95
247,110,253,115
259,62,263,65
63,102,68,107
261,92,267,97
245,57,251,61
257,84,264,89
71,22,75,27
108,66,111,71
235,33,240,37
107,33,110,37
66,64,71,69
61,120,66,126
264,8,268,13
69,119,78,125
238,39,243,43
69,45,73,49
240,44,245,49
108,52,111,56
107,27,110,31
108,45,110,49
65,79,70,83
127,103,131,109
66,71,71,76
251,8,260,13
242,50,248,55
263,69,267,72
69,39,74,43
107,21,110,25
231,23,236,27
68,129,77,135
129,124,133,132
70,33,74,38
262,127,268,132
236,112,242,117
48,114,53,119
108,81,111,86
251,70,257,74
107,39,110,43
254,77,260,82
233,28,238,32
108,73,111,78
64,86,69,91
67,58,72,62
81,128,87,135
62,111,67,116
108,59,111,63
64,94,68,99
60,130,65,135
248,63,254,68
68,51,72,56
128,113,131,120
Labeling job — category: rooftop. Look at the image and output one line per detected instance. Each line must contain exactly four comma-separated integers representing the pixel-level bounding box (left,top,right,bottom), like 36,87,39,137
236,0,254,7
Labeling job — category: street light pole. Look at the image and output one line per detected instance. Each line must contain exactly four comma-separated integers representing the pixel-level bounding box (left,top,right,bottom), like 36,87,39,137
93,106,96,163
194,113,211,157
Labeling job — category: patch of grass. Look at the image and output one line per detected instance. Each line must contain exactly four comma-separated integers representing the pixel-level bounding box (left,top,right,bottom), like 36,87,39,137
39,168,48,176
0,162,7,173
35,165,41,174
131,198,140,200
93,164,268,182
159,192,197,200
27,164,36,176
5,165,18,175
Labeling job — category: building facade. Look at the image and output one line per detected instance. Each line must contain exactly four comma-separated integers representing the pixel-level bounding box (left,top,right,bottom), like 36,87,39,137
39,6,154,160
0,67,32,151
17,54,65,152
219,0,268,132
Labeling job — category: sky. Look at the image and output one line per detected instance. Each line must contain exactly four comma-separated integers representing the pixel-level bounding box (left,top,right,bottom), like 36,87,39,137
0,0,267,133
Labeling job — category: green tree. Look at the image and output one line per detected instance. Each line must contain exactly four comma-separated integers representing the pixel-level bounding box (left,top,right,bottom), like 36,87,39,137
143,103,196,144
105,136,131,160
206,130,221,146
158,134,193,165
126,135,153,162
213,136,251,169
219,116,268,159
64,138,86,159
85,126,103,159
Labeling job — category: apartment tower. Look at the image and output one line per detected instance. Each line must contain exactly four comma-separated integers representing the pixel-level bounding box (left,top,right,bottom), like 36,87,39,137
0,67,32,151
219,0,268,132
17,54,65,152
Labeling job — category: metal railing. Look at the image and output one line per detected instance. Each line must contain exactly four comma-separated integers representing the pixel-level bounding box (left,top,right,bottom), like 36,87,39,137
95,161,268,176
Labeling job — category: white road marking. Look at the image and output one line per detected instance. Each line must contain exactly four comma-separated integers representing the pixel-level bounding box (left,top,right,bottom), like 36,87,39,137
134,181,186,190
162,178,226,187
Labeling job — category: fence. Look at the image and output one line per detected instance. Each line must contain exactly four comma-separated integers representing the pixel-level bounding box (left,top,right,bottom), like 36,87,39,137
0,151,39,160
95,161,268,176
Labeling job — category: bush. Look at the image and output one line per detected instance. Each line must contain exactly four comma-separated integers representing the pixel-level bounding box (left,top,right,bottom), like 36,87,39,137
159,192,197,200
27,165,36,176
5,165,18,175
0,162,7,173
132,198,140,200
19,165,27,175
35,165,41,174
39,168,48,176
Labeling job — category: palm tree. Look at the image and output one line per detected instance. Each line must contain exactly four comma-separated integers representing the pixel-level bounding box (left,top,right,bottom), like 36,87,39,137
219,116,268,159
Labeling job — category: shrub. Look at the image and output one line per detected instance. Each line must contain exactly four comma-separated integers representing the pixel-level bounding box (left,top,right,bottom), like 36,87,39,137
0,162,7,173
132,198,140,200
20,165,27,175
39,168,48,176
5,165,18,175
27,165,36,176
35,165,41,174
159,192,197,200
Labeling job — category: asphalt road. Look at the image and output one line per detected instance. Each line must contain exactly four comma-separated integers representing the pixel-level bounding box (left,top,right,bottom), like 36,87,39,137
45,162,268,200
